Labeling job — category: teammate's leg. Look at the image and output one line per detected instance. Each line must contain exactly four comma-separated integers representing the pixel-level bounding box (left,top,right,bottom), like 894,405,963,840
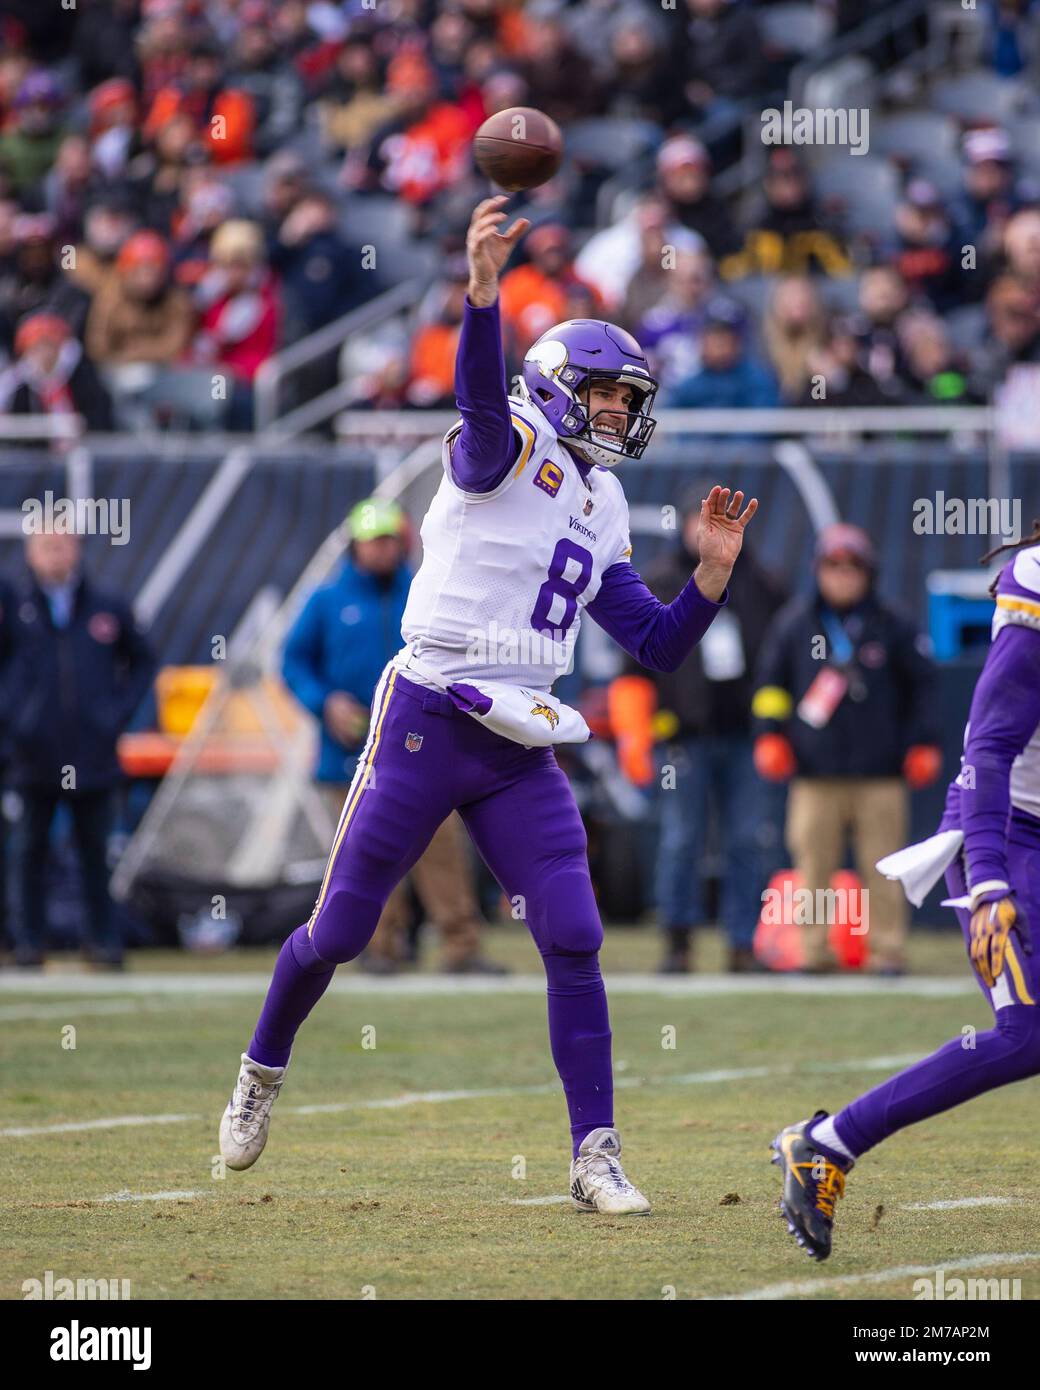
773,806,1040,1258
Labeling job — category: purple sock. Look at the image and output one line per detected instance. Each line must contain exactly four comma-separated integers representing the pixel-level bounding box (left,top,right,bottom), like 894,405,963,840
834,1013,1040,1158
249,925,336,1068
542,951,613,1157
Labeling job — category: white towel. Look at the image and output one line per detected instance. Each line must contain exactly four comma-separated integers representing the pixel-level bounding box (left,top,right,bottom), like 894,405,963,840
875,828,964,908
393,648,591,749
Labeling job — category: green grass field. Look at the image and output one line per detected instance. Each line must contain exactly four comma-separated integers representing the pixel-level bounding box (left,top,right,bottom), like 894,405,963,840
2,927,1038,1301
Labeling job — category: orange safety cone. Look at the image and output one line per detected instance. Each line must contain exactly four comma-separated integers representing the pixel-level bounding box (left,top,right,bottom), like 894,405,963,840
753,869,805,972
828,869,870,970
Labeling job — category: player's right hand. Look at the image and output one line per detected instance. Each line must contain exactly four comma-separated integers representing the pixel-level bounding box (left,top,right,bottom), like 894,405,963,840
466,195,530,306
969,889,1030,987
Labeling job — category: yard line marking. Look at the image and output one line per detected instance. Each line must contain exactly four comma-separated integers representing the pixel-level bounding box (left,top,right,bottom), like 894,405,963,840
0,972,978,999
1,1113,194,1139
512,1195,571,1206
719,1251,1040,1301
0,1000,177,1023
97,1190,204,1203
0,1052,923,1139
902,1196,1018,1211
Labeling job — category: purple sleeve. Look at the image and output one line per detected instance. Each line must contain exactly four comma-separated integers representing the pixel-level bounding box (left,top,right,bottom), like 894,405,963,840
960,622,1040,889
585,561,727,673
448,298,520,494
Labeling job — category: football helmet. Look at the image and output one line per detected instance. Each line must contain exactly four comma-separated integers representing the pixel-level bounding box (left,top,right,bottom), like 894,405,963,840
520,318,658,469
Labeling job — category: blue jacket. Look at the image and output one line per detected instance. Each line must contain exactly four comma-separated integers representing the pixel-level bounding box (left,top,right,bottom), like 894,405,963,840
282,557,412,783
0,572,155,791
668,357,780,410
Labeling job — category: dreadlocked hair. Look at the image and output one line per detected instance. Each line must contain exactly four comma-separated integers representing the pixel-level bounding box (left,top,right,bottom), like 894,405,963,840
982,518,1040,597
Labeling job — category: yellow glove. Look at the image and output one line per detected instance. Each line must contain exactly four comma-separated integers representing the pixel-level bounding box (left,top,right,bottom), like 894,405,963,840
968,887,1025,988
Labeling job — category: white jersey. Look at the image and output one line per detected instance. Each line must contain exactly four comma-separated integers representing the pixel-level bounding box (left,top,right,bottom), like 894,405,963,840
399,397,632,690
997,545,1040,819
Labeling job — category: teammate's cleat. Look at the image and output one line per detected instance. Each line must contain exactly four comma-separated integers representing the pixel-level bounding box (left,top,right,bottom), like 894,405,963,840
770,1110,852,1260
219,1053,288,1171
569,1128,651,1214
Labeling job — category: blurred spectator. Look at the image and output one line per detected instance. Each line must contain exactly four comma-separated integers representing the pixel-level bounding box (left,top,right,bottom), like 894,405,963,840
0,71,66,196
1003,206,1040,296
668,295,778,409
634,247,713,393
73,0,140,92
42,135,93,244
260,150,309,243
170,171,236,285
951,127,1026,281
128,110,203,232
610,487,788,973
227,13,305,158
0,214,90,348
847,265,914,400
889,178,962,313
86,230,217,430
282,496,503,974
193,219,281,427
722,149,852,280
899,312,981,404
520,16,604,125
986,0,1040,77
969,273,1040,396
763,276,828,403
798,313,892,408
1,530,155,968
656,136,738,259
752,524,940,974
144,36,256,166
269,189,366,339
407,256,468,406
499,221,599,355
609,19,682,126
68,196,137,299
668,0,766,133
370,49,474,208
576,193,705,314
87,78,140,186
319,33,399,153
0,312,112,431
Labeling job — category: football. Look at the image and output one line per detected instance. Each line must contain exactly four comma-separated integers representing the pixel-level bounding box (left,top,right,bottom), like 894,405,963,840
473,105,563,191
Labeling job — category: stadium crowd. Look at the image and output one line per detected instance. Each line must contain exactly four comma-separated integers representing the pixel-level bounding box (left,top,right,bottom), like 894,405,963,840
0,0,1039,433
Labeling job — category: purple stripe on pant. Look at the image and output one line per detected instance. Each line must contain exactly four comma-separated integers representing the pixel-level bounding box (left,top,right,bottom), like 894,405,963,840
832,805,1040,1159
250,667,613,1155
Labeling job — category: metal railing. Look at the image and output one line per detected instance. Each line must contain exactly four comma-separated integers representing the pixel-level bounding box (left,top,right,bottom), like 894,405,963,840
252,277,426,437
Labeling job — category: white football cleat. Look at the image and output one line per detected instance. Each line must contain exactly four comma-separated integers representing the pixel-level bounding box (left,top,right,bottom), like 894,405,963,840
569,1127,651,1214
219,1053,287,1171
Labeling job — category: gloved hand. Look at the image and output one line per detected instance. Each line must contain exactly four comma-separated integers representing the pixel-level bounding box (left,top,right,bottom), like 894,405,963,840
903,744,943,790
969,885,1031,988
754,732,796,783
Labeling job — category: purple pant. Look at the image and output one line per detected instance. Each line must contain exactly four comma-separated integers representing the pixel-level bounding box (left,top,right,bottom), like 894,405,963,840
250,666,613,1154
834,805,1040,1158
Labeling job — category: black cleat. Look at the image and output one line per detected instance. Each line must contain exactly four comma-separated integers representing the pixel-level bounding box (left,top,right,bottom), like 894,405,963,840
770,1110,852,1261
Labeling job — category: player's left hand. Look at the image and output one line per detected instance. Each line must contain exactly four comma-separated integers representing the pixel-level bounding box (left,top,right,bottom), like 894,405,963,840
969,890,1030,987
694,486,758,600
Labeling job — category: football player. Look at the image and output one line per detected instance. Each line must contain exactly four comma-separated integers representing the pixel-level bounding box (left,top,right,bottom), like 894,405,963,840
772,523,1040,1258
219,196,757,1213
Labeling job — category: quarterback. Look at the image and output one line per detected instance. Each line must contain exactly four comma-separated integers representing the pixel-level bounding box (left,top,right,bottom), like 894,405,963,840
219,196,757,1213
773,525,1040,1258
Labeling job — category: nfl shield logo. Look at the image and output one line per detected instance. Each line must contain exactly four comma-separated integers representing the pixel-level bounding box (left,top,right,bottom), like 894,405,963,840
405,731,423,752
583,497,594,515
